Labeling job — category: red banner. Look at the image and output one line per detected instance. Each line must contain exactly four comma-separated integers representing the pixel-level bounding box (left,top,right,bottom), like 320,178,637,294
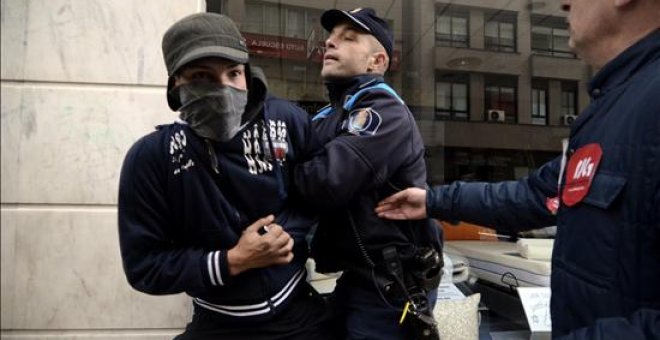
242,32,400,71
243,32,310,61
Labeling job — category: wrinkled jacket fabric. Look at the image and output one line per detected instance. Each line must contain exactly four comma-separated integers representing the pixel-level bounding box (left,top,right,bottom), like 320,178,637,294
427,30,660,338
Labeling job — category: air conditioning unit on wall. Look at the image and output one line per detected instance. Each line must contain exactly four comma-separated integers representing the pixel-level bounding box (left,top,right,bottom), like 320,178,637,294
562,114,578,126
487,109,505,122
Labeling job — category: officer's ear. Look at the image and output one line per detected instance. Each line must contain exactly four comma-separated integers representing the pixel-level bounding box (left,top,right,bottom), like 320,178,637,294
367,51,388,75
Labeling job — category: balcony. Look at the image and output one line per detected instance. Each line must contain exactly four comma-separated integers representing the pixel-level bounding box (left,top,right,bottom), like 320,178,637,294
530,53,589,80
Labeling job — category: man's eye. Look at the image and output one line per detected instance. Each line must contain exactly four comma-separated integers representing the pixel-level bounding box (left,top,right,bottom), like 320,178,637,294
228,69,243,78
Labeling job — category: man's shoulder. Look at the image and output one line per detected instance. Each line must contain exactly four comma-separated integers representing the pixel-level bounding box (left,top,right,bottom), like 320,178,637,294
349,82,406,110
263,95,313,125
265,95,307,114
125,123,188,160
347,83,413,127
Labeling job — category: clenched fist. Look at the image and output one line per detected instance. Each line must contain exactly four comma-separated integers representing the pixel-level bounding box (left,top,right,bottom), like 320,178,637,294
227,215,294,275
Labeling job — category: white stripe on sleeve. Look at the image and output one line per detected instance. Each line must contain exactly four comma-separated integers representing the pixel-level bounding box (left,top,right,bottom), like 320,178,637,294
207,252,217,286
214,251,224,285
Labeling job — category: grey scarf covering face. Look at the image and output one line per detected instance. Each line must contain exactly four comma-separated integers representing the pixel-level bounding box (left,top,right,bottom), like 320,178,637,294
175,83,248,142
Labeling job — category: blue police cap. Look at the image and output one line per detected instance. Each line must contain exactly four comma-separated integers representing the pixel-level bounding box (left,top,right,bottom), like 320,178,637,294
321,8,393,65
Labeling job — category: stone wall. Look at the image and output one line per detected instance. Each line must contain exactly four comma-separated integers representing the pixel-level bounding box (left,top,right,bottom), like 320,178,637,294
1,1,205,338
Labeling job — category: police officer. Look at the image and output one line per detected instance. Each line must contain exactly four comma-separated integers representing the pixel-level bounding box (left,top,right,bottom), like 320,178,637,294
117,13,331,340
295,8,442,340
376,0,660,338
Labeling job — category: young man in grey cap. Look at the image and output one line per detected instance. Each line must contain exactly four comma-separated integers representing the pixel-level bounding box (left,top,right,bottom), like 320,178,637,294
117,13,332,340
295,8,442,340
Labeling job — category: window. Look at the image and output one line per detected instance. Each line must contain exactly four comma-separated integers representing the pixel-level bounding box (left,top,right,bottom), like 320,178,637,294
484,11,516,52
243,2,265,33
243,1,282,35
485,75,517,123
243,1,322,39
531,79,548,125
436,6,469,47
561,81,578,116
286,8,305,38
263,4,281,35
532,15,575,58
435,73,469,120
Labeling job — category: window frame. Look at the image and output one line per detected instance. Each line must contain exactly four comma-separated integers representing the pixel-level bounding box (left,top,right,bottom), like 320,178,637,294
484,10,517,52
484,75,518,123
435,73,470,120
531,15,575,58
436,6,470,48
531,79,548,125
561,81,578,116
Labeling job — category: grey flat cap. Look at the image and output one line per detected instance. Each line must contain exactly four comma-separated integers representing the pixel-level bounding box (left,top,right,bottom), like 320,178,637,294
162,12,249,76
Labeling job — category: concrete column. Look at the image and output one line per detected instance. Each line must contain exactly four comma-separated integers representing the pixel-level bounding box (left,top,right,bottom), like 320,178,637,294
469,73,485,121
418,0,437,117
516,3,531,54
469,8,484,49
517,2,532,125
402,0,423,118
518,75,532,124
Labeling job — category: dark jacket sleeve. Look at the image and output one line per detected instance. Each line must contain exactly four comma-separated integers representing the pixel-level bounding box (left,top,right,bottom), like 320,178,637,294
557,308,660,340
427,156,561,232
118,135,217,296
295,92,421,207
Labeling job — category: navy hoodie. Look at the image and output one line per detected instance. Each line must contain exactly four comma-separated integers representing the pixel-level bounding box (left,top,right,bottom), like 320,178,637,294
118,72,321,321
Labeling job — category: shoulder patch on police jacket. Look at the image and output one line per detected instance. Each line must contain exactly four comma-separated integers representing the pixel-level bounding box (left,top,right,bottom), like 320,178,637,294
344,107,382,136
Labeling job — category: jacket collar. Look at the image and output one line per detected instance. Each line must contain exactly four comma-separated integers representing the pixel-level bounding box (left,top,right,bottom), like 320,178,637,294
588,29,660,99
325,74,384,106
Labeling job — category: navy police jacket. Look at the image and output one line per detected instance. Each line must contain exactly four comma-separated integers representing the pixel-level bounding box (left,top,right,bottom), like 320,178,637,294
295,75,441,281
427,30,660,338
118,94,319,322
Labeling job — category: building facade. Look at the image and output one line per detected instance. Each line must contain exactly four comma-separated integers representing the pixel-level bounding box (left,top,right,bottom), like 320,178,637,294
217,0,591,184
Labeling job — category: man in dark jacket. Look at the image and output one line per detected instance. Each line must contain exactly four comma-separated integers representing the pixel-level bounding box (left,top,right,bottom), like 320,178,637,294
295,8,442,340
376,0,660,338
117,13,330,340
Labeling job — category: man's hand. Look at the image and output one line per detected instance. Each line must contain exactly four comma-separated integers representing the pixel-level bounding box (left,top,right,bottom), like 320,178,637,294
375,187,428,220
227,215,294,275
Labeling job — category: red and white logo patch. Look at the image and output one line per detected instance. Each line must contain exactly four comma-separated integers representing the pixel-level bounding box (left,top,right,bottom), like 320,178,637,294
562,143,602,206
